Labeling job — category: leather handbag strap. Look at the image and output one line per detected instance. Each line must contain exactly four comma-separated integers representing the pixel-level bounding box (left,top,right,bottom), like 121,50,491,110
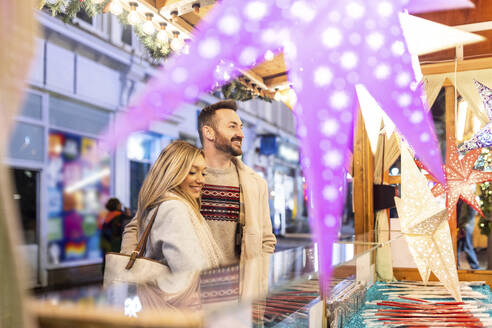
125,207,159,270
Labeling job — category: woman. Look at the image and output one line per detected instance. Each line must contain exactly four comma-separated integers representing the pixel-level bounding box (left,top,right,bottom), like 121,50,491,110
134,140,224,272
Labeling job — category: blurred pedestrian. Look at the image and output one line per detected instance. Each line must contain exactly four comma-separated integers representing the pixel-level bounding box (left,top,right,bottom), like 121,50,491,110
100,198,131,272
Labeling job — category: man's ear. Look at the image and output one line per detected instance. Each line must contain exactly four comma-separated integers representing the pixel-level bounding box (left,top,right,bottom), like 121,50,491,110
203,125,215,141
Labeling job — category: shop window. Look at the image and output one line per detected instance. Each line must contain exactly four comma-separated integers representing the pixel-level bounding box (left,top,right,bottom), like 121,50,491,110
8,122,44,162
49,96,110,136
46,130,111,265
10,168,38,244
127,132,162,213
121,24,133,46
130,161,151,212
20,92,43,120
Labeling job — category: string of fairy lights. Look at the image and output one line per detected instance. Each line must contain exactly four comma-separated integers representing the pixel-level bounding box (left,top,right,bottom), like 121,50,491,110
42,0,190,54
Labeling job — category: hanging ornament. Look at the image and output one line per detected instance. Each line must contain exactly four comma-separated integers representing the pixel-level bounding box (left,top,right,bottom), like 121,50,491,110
46,0,60,4
395,144,461,301
432,136,492,217
459,80,492,153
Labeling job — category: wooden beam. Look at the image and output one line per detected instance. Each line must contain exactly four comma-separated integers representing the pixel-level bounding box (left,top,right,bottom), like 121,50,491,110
264,73,289,88
353,109,374,240
445,81,458,261
421,56,492,75
239,69,268,90
394,267,492,289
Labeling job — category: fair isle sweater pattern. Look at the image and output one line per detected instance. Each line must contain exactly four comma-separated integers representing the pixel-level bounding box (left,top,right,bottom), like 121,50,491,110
201,184,240,222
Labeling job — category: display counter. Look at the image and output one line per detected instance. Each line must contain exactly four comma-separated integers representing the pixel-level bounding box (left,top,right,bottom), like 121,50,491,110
31,233,387,328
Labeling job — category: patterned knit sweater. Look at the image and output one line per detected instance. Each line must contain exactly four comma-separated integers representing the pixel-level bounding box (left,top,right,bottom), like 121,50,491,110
201,163,240,265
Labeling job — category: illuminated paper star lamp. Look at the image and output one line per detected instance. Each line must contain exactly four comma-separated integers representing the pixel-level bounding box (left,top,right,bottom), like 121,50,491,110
399,13,485,56
432,137,492,218
458,80,492,153
395,144,461,301
102,0,471,289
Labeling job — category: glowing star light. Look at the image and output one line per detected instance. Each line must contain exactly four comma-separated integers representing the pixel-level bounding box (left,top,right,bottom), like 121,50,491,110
102,0,456,288
458,80,492,153
432,137,492,218
395,144,461,301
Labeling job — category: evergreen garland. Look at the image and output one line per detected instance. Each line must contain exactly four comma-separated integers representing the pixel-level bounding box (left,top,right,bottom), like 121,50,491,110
117,11,171,63
221,80,273,102
475,148,492,235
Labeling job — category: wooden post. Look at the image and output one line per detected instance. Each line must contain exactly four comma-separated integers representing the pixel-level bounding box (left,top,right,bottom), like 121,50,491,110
444,79,458,260
353,109,374,241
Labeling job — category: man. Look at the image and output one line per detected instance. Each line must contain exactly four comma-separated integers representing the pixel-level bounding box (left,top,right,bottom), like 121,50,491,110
121,100,276,264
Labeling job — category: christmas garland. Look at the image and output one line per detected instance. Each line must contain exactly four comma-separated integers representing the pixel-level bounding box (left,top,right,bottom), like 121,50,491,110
38,0,273,101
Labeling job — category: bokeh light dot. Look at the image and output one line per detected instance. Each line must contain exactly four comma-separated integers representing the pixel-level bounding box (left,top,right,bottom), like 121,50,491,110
410,111,424,124
374,64,391,79
346,2,365,19
367,32,385,50
321,119,339,136
331,90,350,110
324,214,337,227
198,38,221,59
323,185,338,201
340,51,358,69
322,27,342,49
244,1,268,21
171,67,188,84
314,66,333,87
218,15,241,35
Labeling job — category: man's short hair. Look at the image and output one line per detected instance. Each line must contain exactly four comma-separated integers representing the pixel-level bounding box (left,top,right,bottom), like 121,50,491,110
197,99,238,144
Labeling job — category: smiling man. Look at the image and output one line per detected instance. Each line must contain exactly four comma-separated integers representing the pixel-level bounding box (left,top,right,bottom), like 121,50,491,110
121,100,276,265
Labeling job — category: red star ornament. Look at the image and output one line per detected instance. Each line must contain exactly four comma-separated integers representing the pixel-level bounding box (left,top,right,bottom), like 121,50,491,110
432,138,492,218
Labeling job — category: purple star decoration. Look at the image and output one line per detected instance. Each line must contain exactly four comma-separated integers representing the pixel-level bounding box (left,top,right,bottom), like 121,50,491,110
458,80,492,153
102,0,463,292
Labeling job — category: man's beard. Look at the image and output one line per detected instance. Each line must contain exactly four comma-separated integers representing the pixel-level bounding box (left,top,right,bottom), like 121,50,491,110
214,131,243,156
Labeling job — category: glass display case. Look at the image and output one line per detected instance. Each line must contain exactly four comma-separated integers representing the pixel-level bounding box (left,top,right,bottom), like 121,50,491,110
31,231,393,328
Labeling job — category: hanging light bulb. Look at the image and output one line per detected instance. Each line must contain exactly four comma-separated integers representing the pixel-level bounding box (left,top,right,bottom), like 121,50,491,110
274,88,281,101
109,0,123,16
170,10,179,22
127,2,140,26
192,3,200,14
156,22,169,42
142,13,155,35
170,31,184,51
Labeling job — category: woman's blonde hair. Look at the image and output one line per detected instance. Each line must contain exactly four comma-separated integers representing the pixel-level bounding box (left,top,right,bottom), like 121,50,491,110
135,140,204,230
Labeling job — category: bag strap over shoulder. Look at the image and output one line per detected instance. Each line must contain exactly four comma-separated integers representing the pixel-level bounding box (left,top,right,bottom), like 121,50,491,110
125,207,159,270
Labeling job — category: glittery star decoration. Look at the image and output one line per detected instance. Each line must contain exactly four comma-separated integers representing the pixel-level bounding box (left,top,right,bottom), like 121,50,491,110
432,137,492,218
100,0,462,287
458,80,492,153
395,144,461,301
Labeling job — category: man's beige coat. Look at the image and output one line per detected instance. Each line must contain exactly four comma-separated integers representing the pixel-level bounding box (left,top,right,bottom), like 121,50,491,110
120,158,276,259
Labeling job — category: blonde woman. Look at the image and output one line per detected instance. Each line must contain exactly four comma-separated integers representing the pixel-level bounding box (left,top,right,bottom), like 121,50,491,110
134,141,224,272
